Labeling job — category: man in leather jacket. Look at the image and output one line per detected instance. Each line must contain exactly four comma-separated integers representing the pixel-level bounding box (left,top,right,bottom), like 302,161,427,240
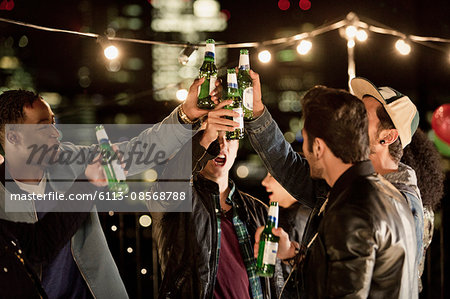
254,86,418,298
151,107,281,299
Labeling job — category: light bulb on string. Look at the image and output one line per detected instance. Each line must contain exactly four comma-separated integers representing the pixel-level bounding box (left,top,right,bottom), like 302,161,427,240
178,43,196,65
345,26,358,39
296,40,312,55
97,36,120,60
395,39,411,55
347,39,355,49
258,50,272,63
356,29,368,42
104,45,119,60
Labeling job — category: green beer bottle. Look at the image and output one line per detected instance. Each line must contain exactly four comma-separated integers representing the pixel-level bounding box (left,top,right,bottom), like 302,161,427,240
237,49,253,120
95,125,129,196
225,69,244,140
256,201,279,277
197,39,218,110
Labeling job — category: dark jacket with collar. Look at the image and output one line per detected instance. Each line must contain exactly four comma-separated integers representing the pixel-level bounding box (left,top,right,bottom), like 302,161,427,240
0,163,97,299
301,161,418,299
151,132,279,299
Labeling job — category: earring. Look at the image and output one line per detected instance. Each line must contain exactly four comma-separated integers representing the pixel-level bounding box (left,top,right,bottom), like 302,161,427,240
380,140,385,145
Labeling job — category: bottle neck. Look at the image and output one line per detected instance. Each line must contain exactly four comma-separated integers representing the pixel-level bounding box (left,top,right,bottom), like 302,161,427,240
239,54,250,70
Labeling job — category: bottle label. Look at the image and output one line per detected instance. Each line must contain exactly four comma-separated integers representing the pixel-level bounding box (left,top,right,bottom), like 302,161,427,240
233,107,244,129
209,75,217,94
243,87,253,110
239,55,250,69
111,159,126,181
262,241,278,265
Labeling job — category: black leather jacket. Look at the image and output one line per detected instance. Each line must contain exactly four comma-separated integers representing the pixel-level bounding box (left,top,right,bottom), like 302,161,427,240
301,161,418,298
151,133,281,299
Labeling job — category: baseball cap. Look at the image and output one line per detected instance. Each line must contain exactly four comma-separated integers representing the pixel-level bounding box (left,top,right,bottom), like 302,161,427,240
350,77,419,148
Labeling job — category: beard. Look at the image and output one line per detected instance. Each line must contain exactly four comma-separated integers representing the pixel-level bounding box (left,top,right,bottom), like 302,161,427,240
306,153,324,180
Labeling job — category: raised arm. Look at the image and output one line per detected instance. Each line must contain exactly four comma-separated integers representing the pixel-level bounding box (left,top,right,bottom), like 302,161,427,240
245,71,328,208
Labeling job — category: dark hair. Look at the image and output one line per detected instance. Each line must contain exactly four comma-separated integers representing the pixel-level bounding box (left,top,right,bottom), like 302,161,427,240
302,86,370,163
0,90,40,146
376,105,403,164
401,128,445,211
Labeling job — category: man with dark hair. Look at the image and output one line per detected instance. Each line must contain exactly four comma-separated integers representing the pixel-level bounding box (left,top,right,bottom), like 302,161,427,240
151,107,280,299
254,86,418,298
350,77,424,271
0,79,232,298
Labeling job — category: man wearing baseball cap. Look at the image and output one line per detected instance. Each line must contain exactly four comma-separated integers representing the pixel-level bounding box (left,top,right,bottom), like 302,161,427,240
350,77,424,273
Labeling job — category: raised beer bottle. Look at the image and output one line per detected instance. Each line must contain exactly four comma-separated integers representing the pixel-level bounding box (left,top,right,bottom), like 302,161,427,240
256,201,279,277
197,39,218,110
95,125,129,195
237,49,253,120
225,68,244,140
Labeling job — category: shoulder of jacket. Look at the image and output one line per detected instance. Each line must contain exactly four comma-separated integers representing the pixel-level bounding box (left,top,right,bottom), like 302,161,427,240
237,190,268,210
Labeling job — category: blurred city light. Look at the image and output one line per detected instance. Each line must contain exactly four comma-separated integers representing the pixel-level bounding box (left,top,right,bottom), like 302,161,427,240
193,0,220,18
395,39,411,55
278,0,290,11
296,40,312,55
258,50,271,63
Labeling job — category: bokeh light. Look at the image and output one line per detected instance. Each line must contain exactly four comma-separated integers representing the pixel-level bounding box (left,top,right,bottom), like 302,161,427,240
395,39,411,55
258,50,272,63
356,29,368,42
278,0,290,11
299,0,311,10
296,40,312,55
104,45,119,60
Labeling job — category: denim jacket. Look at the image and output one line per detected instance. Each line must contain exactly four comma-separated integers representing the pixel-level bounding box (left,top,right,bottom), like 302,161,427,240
1,106,196,299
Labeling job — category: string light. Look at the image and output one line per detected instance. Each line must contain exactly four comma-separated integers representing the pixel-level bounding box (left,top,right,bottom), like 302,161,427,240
104,45,119,60
141,268,147,275
111,225,118,231
395,39,411,55
178,43,197,65
258,50,271,63
347,39,355,49
127,247,133,253
356,29,368,42
176,88,188,101
296,40,312,55
345,25,358,39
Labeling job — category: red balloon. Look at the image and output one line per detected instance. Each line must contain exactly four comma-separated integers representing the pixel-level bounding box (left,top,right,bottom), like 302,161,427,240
431,104,450,145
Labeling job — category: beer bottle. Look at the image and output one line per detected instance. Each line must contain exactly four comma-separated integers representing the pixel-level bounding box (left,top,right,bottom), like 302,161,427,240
256,201,279,277
95,125,129,195
237,49,253,120
225,68,244,140
197,39,218,110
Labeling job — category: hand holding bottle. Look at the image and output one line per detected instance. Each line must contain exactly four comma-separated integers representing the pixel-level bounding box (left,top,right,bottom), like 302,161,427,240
199,100,239,149
254,226,294,261
182,77,223,121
